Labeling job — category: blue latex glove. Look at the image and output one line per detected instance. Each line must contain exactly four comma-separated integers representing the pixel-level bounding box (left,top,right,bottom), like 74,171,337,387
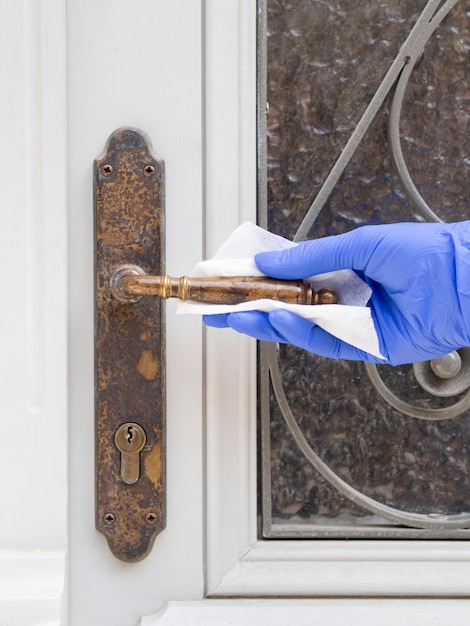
203,222,470,365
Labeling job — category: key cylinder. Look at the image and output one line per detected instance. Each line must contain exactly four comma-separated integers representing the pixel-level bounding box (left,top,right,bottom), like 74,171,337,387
115,422,147,484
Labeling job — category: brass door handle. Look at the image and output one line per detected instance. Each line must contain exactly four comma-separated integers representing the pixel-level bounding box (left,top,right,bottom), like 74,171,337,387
110,264,338,306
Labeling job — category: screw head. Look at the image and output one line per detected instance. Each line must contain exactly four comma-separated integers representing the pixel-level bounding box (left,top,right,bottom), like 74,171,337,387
103,512,116,525
143,164,155,178
146,512,157,525
101,163,114,177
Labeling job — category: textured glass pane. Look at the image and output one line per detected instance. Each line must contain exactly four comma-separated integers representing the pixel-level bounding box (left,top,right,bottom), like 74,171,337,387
260,0,470,537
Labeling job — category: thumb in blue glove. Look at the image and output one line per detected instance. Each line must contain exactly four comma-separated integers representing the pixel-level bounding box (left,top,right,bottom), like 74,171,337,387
203,222,470,365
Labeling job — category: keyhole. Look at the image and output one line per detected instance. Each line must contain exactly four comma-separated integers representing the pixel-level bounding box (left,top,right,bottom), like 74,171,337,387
115,422,147,484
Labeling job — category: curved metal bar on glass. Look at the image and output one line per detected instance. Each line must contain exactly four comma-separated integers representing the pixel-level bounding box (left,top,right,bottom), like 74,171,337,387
388,0,459,223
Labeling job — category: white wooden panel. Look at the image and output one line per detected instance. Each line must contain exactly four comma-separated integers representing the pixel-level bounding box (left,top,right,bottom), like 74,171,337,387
0,0,67,551
144,599,470,626
0,551,65,626
0,0,67,623
211,541,470,597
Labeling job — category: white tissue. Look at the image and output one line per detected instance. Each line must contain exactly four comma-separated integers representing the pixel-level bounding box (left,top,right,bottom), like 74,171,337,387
177,222,384,359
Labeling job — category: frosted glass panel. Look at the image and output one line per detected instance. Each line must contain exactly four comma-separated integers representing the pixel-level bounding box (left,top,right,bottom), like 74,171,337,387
259,0,470,538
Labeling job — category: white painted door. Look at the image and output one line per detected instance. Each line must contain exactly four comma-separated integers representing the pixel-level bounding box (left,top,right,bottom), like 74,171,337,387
3,1,470,625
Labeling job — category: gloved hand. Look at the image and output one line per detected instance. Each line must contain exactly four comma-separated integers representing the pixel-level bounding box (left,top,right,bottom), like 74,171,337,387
203,222,470,365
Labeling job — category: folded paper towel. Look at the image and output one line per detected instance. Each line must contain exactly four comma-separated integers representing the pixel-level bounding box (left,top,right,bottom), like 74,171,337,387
176,222,384,359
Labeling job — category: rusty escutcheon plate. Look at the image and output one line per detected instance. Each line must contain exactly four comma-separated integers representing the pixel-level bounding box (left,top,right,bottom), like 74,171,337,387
94,128,165,562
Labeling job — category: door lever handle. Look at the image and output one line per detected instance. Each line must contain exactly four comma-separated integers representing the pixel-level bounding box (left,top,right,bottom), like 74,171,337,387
110,264,338,306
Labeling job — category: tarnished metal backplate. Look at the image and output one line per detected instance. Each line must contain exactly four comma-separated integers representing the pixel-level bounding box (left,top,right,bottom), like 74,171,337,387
94,128,165,562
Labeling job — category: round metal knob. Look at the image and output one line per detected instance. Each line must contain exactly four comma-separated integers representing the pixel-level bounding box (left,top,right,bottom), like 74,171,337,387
430,352,462,379
413,348,470,398
109,264,146,303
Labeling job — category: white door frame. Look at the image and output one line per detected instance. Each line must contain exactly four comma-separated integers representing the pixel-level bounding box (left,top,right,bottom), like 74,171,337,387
201,0,470,601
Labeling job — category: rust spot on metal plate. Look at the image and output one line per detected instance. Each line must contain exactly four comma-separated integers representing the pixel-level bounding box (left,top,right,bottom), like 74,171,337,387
137,349,159,380
94,128,165,562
